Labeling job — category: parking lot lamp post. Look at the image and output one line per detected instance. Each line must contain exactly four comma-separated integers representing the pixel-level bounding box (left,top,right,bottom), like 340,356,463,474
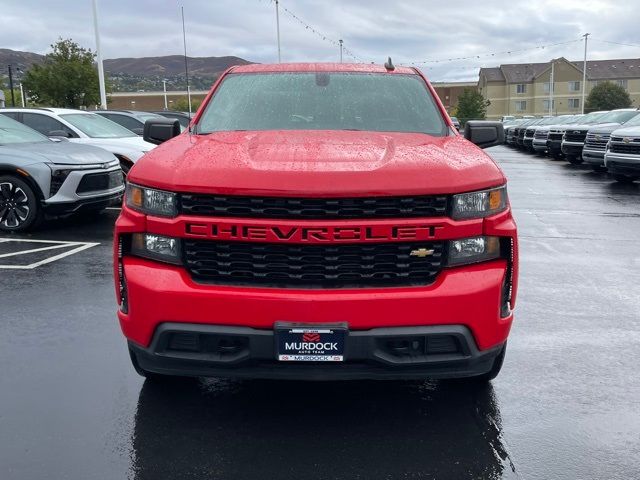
339,39,343,63
92,0,107,110
549,59,555,116
163,80,168,110
275,0,282,63
581,33,589,114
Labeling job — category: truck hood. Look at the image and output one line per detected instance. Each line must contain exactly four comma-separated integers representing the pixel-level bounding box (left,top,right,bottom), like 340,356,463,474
609,126,640,137
129,130,505,196
0,141,117,165
587,123,625,135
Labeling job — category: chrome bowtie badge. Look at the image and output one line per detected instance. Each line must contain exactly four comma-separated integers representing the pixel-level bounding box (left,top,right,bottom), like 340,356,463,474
410,248,435,258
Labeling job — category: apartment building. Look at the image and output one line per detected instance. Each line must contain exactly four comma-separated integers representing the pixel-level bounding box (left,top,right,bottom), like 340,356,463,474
479,57,640,119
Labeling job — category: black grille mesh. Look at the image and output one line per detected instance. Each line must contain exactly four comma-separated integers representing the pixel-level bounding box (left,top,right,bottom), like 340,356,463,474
184,240,445,288
76,171,124,194
180,194,448,219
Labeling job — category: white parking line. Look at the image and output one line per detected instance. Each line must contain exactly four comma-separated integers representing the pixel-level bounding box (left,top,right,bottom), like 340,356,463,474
0,239,100,269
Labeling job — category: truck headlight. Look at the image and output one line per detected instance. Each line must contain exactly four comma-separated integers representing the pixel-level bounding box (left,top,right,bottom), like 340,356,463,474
126,183,177,217
130,233,182,265
451,186,508,219
447,236,501,266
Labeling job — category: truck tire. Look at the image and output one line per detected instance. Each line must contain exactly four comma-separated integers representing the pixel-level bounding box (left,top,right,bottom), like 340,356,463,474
567,156,583,165
592,165,607,173
0,175,43,232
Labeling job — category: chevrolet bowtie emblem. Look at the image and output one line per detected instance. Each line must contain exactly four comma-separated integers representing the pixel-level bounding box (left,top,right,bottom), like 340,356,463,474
410,248,435,258
623,137,632,143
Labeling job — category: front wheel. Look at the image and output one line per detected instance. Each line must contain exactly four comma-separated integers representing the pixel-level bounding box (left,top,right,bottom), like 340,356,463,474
567,156,583,165
592,165,607,173
0,175,42,232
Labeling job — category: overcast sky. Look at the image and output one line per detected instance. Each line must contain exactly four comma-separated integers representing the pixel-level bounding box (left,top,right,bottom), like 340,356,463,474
2,0,640,81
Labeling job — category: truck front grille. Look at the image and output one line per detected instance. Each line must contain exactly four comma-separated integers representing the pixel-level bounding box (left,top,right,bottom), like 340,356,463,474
584,133,610,150
184,240,445,288
548,132,564,142
564,130,587,143
180,194,448,219
534,130,548,140
609,142,640,155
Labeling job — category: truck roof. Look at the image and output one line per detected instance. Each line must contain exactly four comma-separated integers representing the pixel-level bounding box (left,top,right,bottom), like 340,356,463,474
231,63,418,75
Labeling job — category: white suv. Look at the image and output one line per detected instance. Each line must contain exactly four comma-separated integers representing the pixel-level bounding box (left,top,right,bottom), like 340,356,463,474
0,108,156,173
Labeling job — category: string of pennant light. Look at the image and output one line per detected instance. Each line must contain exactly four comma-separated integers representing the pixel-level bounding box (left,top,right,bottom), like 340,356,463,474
273,0,365,62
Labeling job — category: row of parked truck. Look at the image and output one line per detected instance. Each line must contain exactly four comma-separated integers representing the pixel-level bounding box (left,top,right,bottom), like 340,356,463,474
504,109,640,183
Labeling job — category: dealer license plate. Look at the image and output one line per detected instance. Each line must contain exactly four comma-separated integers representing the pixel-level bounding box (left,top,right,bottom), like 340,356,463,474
275,323,346,362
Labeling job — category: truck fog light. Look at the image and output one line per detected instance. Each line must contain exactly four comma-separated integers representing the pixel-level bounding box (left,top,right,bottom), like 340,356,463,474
447,236,501,266
131,233,182,265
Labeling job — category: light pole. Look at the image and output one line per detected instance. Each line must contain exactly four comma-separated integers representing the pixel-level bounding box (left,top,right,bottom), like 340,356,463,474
181,6,191,116
549,59,554,116
581,33,590,114
275,0,281,63
162,79,168,110
92,0,107,109
339,39,343,63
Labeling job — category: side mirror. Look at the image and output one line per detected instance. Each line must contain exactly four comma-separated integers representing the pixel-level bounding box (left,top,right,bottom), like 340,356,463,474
143,118,181,145
464,121,505,149
48,130,71,138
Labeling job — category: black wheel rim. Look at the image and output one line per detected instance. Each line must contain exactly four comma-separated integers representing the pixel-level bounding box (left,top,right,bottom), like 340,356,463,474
0,182,31,228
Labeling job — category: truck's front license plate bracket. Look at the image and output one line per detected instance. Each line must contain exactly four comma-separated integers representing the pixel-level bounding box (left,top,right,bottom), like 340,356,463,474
275,322,347,362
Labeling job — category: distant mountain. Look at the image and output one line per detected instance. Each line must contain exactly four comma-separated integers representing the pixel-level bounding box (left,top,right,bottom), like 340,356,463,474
0,48,44,72
0,48,252,91
104,55,251,77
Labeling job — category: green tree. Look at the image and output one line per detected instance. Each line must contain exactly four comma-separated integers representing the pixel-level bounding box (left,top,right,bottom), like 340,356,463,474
455,89,490,125
585,81,631,112
22,38,101,108
170,96,202,112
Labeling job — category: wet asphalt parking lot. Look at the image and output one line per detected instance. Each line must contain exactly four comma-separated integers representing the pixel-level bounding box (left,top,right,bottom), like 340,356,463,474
1,145,639,480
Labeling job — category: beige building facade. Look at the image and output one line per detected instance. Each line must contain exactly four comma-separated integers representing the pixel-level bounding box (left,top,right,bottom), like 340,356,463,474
479,58,640,119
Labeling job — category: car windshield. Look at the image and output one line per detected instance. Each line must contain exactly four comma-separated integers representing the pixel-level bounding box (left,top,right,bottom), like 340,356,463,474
60,113,136,138
597,110,640,124
580,111,609,124
197,72,448,136
619,113,640,127
135,113,164,122
0,115,50,145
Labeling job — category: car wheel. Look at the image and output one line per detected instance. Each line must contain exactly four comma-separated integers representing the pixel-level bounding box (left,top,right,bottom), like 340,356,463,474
613,174,637,184
566,156,581,164
0,175,42,232
592,165,607,173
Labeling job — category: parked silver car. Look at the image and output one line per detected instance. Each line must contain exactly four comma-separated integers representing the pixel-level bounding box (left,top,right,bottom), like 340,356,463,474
0,114,124,232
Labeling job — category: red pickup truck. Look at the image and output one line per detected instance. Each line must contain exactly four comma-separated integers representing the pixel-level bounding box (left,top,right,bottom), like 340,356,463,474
114,63,517,382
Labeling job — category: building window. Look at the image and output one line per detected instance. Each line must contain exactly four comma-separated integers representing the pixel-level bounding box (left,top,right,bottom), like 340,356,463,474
516,84,526,94
568,81,581,92
568,98,580,109
543,83,554,93
515,100,527,112
543,99,555,110
617,79,628,89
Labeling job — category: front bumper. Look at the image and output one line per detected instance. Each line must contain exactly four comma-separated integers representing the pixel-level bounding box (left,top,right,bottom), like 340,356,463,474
605,153,640,177
582,148,605,166
129,323,505,380
561,141,584,157
43,190,123,215
532,139,548,152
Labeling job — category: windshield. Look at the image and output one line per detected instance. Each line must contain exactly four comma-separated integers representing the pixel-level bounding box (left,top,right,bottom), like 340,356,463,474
61,113,136,138
197,72,448,136
579,111,609,124
597,110,640,124
0,114,50,145
619,113,640,127
135,113,164,122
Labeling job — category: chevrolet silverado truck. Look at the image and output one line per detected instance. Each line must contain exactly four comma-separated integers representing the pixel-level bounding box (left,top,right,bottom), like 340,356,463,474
582,110,640,172
559,110,636,164
532,115,578,155
114,63,517,382
604,124,640,183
